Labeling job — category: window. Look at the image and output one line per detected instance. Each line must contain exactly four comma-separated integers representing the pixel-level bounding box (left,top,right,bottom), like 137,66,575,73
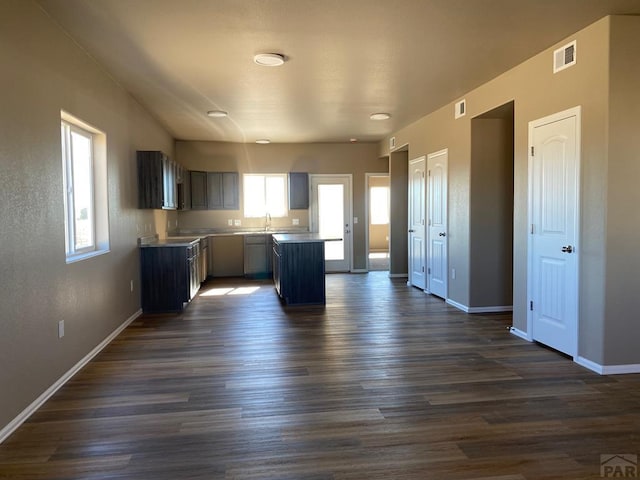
370,186,390,225
243,174,288,218
61,112,109,262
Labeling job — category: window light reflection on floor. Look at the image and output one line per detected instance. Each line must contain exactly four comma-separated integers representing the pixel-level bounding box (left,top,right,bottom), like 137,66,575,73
200,286,261,297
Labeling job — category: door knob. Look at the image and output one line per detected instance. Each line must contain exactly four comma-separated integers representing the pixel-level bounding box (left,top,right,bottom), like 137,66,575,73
561,245,573,253
408,229,415,233
438,232,446,237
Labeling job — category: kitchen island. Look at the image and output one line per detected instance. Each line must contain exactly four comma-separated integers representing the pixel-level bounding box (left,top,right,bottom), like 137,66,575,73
272,233,334,306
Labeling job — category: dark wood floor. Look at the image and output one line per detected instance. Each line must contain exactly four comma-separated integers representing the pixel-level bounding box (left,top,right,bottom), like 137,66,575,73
1,273,639,480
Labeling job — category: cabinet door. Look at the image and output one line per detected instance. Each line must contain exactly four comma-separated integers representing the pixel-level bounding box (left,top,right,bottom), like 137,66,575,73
190,171,208,209
137,151,163,209
162,155,176,209
222,172,239,209
208,172,239,210
207,172,223,209
288,172,309,209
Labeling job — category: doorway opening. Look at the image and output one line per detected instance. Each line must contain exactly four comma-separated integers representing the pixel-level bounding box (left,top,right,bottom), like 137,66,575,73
469,101,514,311
367,174,390,271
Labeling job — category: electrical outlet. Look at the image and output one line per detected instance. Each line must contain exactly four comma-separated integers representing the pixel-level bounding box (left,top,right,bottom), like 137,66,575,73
354,217,358,224
228,219,233,226
292,218,299,225
58,320,65,339
130,280,134,292
234,219,241,226
451,268,456,279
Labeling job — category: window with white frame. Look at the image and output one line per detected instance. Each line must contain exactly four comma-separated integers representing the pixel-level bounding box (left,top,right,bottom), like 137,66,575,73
61,112,109,262
370,186,390,225
243,174,288,218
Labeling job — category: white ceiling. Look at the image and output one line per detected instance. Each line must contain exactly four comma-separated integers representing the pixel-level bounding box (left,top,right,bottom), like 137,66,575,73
37,0,640,144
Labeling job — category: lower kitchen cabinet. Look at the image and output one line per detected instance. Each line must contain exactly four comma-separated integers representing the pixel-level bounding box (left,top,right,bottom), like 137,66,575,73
272,237,325,305
244,234,272,278
140,243,199,312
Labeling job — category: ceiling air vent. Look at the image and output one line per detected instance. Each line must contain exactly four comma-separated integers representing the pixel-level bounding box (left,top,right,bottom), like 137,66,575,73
455,99,466,119
554,40,576,73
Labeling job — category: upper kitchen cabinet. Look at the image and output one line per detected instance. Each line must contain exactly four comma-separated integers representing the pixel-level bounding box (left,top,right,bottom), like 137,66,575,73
189,171,208,210
187,170,240,210
137,150,178,210
207,172,239,210
288,172,309,209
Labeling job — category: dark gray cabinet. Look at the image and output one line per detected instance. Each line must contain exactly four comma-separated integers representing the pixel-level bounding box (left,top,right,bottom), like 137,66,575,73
140,244,199,313
244,234,272,278
288,172,309,209
207,172,239,210
272,237,325,305
137,150,177,209
188,171,239,210
189,171,208,209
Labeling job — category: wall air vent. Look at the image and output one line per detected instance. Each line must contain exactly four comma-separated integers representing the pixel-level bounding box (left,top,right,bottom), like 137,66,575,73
455,99,466,119
554,40,576,73
390,136,396,150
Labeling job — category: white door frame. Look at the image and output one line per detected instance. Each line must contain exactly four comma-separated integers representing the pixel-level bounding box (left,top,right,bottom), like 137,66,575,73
526,106,581,356
365,172,390,272
407,156,427,289
309,174,353,272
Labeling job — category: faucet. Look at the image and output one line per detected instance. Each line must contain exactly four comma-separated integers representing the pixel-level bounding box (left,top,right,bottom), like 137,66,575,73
265,212,272,231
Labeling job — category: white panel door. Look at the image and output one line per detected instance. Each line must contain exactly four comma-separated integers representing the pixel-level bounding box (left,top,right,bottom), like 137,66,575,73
310,175,352,272
529,110,579,357
408,157,426,289
427,150,448,299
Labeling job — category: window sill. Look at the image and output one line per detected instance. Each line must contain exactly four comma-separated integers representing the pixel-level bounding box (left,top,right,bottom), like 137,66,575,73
65,248,110,264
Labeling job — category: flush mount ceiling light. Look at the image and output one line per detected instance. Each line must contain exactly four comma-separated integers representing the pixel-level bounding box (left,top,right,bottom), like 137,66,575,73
255,139,271,144
253,53,285,67
370,112,391,121
207,110,228,118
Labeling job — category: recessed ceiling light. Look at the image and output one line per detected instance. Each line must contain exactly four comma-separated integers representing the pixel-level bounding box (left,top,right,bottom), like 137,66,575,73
254,53,285,67
207,110,228,118
370,112,391,121
350,138,358,143
256,139,271,144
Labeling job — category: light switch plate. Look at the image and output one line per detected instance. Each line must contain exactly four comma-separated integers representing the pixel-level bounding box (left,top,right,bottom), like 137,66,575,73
292,218,299,225
234,219,241,226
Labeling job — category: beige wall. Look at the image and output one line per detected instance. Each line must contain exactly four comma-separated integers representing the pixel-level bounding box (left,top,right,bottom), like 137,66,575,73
604,16,640,365
175,141,387,270
379,17,618,364
470,111,514,308
0,1,175,433
389,150,408,275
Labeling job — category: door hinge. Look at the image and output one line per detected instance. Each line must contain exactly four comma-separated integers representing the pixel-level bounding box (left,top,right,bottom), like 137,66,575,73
427,267,431,274
422,266,425,273
531,224,534,234
530,300,533,311
531,146,535,156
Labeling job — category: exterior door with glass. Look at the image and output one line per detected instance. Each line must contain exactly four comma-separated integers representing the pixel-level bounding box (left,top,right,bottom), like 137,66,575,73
310,175,352,272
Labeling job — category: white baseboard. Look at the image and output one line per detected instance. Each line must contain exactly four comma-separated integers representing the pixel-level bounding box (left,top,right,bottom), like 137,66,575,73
575,356,640,375
351,269,367,274
388,273,408,278
467,305,513,313
445,299,512,314
0,309,142,444
445,299,468,312
509,326,532,342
